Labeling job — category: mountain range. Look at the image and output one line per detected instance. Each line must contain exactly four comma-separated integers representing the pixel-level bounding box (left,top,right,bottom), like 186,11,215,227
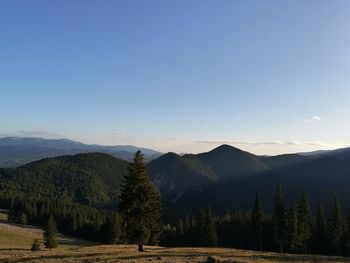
1,137,350,217
0,137,162,167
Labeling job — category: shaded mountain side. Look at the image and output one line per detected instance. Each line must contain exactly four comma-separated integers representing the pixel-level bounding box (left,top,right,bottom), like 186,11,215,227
147,152,217,194
259,153,314,170
0,153,128,207
165,153,350,217
0,137,162,167
148,144,313,195
196,144,268,180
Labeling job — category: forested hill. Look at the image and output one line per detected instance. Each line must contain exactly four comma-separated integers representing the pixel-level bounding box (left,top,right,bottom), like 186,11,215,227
0,153,128,207
2,144,350,214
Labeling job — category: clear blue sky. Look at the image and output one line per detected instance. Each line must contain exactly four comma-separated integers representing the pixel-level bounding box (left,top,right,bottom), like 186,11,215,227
1,0,350,154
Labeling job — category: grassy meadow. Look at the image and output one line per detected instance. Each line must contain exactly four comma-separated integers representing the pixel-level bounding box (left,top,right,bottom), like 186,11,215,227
1,218,350,263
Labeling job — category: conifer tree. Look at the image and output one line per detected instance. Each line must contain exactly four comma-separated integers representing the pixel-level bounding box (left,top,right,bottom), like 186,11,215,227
43,214,57,250
296,193,312,253
328,194,344,255
251,191,264,250
286,206,298,252
195,209,207,246
204,208,218,247
176,219,184,235
343,213,350,256
273,185,286,252
312,204,328,254
119,151,162,252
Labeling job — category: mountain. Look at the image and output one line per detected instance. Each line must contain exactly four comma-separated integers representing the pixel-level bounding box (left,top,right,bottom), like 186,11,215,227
196,144,268,180
0,153,128,207
166,148,350,216
0,137,162,167
148,152,217,195
2,141,350,217
148,144,270,195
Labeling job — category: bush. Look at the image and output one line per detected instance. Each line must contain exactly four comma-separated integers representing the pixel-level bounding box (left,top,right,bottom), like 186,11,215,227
31,239,41,251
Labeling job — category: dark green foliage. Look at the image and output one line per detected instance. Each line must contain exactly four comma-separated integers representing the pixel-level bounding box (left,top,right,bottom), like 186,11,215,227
296,193,312,253
18,212,27,224
0,153,128,207
312,204,328,254
205,208,218,247
272,185,286,252
119,151,162,252
328,194,344,255
44,214,57,250
286,206,298,252
251,191,264,250
343,213,350,256
31,239,41,251
192,208,218,247
101,212,123,244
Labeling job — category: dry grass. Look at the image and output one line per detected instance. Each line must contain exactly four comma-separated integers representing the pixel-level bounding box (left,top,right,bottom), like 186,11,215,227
0,221,350,263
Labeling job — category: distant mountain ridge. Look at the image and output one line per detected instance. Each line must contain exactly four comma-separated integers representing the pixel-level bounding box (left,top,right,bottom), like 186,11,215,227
0,137,162,167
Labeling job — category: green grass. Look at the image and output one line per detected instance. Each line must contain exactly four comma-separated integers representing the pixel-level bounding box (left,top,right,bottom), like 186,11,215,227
0,221,95,251
1,220,349,263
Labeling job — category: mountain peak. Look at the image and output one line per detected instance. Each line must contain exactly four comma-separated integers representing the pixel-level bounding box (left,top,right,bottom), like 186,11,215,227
208,144,246,155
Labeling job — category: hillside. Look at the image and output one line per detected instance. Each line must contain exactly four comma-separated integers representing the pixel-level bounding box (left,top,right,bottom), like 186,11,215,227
196,144,268,180
148,152,217,194
2,144,350,215
0,137,162,167
170,151,350,214
0,153,128,207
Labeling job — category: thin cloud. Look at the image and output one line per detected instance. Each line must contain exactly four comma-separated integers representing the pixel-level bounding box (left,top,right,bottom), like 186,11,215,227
195,140,340,147
304,115,321,122
15,130,65,138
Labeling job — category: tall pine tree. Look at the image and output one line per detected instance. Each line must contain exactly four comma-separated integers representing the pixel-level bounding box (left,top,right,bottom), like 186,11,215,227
328,194,344,255
251,191,264,250
119,151,162,252
273,185,286,252
43,214,57,250
204,208,218,247
296,193,312,253
312,204,328,254
286,206,298,253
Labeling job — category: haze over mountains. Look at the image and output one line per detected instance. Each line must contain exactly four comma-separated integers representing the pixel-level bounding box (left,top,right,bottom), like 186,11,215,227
0,137,162,167
1,138,350,216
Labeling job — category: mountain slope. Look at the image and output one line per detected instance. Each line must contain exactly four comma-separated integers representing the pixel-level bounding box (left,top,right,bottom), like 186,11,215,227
0,153,128,207
148,152,217,194
0,137,162,167
168,151,350,215
197,144,268,180
259,153,313,170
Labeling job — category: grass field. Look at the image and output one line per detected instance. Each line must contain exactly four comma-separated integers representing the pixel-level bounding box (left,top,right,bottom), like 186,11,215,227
1,220,350,263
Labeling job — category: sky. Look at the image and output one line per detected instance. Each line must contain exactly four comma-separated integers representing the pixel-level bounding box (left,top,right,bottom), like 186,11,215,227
1,0,350,155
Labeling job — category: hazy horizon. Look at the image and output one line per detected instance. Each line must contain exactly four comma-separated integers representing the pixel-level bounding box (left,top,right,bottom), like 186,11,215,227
2,1,350,155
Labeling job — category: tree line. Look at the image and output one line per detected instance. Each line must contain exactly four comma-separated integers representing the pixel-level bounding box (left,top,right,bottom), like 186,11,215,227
2,151,350,256
162,186,350,257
